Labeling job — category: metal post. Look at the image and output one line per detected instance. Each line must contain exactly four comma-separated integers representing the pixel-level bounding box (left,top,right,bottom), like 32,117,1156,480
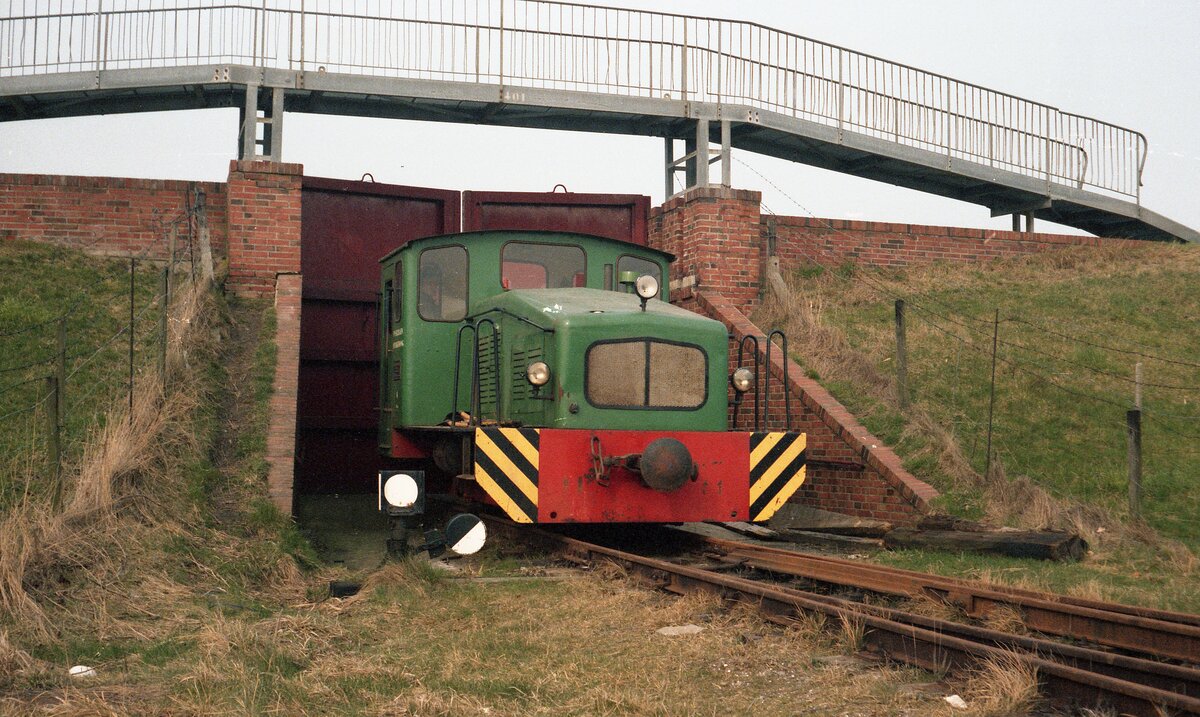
720,119,732,187
1024,211,1035,234
46,376,61,513
681,22,688,100
268,87,284,162
1126,408,1142,520
684,135,697,189
984,309,999,478
299,0,306,73
241,84,259,160
894,299,908,409
663,137,675,200
56,318,66,420
498,0,505,86
158,268,169,386
129,258,136,422
695,119,710,187
1012,214,1020,232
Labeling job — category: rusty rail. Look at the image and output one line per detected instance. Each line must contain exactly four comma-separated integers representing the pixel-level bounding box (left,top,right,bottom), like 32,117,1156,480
705,536,1200,663
481,517,1200,717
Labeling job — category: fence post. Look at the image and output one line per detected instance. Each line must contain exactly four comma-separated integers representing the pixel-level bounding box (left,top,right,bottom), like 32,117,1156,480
894,299,908,409
46,376,62,512
1126,408,1142,520
984,309,999,478
158,268,169,388
1134,361,1143,409
195,190,214,283
129,258,136,421
56,318,67,420
167,223,178,279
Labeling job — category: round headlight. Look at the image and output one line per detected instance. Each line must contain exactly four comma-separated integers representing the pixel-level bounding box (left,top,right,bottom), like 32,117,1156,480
634,274,659,300
526,361,551,386
731,367,755,393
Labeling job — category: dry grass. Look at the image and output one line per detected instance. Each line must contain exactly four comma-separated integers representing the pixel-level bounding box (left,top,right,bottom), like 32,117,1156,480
0,275,215,644
961,650,1041,717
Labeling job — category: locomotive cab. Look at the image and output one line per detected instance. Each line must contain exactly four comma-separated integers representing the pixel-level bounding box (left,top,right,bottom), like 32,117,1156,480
378,231,807,525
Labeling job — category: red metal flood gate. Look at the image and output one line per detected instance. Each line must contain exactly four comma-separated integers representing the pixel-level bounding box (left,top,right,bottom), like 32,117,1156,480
296,183,649,495
462,190,649,244
298,178,459,493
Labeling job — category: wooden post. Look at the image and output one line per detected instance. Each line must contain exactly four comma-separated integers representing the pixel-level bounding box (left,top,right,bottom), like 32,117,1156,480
984,309,999,479
167,223,178,279
1134,362,1143,409
46,376,61,512
129,258,135,421
1127,408,1142,520
55,318,66,420
195,190,214,283
894,299,908,409
158,268,169,387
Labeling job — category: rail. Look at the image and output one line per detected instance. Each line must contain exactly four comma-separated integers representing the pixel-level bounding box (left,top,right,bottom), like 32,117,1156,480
0,0,1146,201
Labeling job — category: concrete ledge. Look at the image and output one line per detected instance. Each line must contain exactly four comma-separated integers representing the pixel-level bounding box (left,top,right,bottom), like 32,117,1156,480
266,273,302,514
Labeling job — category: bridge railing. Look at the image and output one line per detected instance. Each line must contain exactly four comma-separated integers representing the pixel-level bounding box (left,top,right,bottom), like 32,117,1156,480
0,0,1146,202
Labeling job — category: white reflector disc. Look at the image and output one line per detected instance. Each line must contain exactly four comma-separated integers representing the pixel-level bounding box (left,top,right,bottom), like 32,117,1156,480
383,473,419,509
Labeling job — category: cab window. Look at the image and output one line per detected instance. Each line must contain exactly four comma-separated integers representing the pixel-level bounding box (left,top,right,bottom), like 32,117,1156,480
502,242,586,289
617,255,663,298
418,246,468,322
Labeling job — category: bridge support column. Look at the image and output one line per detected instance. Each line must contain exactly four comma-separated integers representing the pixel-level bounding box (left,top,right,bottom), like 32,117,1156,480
238,86,285,162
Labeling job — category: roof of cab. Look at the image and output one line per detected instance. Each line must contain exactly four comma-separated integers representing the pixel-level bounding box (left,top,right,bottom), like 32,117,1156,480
378,229,676,264
477,287,713,325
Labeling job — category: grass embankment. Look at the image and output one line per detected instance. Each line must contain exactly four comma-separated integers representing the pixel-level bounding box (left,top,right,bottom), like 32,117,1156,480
0,241,162,510
756,242,1200,610
0,245,983,716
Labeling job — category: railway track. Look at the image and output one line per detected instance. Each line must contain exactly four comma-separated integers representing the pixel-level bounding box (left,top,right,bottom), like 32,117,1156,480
480,516,1200,717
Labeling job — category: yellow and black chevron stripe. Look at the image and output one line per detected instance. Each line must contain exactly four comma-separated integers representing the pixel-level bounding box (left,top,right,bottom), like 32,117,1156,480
474,427,541,523
749,432,807,522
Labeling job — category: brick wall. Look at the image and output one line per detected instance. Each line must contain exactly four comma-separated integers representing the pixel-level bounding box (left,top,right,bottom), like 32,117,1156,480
768,215,1146,270
0,172,227,260
696,290,936,525
266,273,303,514
651,186,764,314
225,160,303,297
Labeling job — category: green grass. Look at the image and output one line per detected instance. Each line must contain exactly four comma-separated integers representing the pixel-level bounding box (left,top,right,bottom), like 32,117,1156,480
770,245,1200,546
0,241,164,510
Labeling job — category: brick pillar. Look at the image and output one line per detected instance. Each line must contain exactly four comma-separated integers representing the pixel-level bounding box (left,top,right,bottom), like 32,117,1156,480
266,273,302,514
649,186,764,315
226,160,303,297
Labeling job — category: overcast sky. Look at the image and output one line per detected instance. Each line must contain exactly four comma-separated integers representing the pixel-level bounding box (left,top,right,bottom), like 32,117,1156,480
2,0,1197,236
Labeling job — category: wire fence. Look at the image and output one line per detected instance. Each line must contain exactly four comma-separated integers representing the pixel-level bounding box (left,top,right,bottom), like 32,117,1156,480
0,0,1147,201
744,157,1198,536
0,191,214,513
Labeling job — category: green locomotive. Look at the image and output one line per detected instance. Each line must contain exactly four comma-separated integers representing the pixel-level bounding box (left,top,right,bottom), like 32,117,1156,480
377,230,806,525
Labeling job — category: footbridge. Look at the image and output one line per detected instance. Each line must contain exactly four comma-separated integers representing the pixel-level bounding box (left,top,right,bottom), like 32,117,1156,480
1,1,1195,242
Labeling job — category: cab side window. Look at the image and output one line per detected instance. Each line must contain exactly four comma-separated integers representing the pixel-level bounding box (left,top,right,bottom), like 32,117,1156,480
418,246,468,322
